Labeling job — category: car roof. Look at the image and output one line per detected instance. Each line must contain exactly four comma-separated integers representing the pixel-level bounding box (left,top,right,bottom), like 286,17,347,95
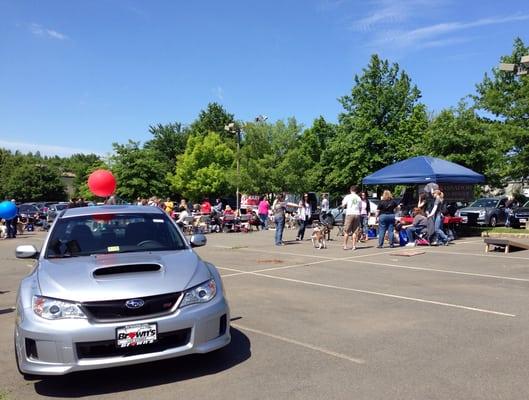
61,205,165,218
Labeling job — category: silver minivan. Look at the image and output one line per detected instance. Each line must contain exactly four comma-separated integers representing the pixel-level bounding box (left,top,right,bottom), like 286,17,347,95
15,205,230,377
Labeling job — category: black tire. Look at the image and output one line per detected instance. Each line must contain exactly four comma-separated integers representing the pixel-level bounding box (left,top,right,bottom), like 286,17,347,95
489,215,497,227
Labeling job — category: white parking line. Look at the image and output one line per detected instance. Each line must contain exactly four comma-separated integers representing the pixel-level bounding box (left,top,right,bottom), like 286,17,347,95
232,323,365,365
425,249,529,261
217,245,396,261
346,259,529,283
218,245,529,283
220,257,343,278
221,264,515,317
250,272,516,317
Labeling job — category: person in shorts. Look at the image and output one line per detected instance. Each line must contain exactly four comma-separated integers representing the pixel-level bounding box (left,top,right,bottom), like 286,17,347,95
341,185,361,250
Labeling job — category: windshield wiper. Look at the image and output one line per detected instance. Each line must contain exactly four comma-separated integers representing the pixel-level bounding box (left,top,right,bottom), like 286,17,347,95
46,254,81,258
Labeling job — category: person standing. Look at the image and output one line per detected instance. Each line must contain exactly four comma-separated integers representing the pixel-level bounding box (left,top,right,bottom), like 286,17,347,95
428,190,449,245
164,197,175,215
376,190,399,248
258,196,270,230
179,199,188,212
321,194,329,213
6,199,18,239
296,193,312,241
342,186,361,250
272,194,287,246
359,192,371,241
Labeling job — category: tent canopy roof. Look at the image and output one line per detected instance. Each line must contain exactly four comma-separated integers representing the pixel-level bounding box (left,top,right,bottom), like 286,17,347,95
362,156,485,185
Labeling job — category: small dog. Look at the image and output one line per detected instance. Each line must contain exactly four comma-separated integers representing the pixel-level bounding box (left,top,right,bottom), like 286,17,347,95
285,213,297,230
0,224,6,239
311,226,327,249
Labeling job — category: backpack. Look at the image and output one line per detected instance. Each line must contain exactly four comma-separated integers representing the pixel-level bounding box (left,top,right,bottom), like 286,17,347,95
440,201,449,216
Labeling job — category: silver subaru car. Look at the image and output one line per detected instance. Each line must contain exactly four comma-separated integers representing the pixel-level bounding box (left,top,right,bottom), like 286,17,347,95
14,205,230,377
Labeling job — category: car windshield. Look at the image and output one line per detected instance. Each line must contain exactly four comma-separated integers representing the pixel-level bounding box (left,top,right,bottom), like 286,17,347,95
45,213,187,258
470,199,497,208
523,201,529,208
20,205,39,212
55,204,68,211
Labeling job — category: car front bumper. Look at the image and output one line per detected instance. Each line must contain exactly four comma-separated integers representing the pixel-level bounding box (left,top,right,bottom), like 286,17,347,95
15,295,230,376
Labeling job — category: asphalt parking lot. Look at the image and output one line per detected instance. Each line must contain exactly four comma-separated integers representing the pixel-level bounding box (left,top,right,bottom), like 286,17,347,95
1,228,529,400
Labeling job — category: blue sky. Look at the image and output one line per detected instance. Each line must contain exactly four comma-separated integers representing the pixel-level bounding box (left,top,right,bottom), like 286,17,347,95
0,0,528,156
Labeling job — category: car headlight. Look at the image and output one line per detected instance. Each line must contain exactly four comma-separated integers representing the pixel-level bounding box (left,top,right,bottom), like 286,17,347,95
479,210,486,217
180,279,217,308
32,295,87,319
455,210,461,217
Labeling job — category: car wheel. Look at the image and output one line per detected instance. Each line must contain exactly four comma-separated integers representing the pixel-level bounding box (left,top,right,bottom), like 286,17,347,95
489,215,497,227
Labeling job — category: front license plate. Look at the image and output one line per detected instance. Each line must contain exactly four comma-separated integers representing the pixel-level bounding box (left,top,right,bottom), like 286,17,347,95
520,219,527,223
116,323,157,348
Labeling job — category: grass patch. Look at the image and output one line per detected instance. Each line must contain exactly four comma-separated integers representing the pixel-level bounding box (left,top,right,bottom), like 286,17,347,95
0,391,10,400
460,226,529,236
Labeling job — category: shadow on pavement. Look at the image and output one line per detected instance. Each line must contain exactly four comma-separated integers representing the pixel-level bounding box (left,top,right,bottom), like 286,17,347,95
33,327,250,397
0,307,15,315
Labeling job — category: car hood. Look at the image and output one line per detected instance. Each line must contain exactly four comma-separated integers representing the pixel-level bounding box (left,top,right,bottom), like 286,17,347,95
37,250,211,302
459,207,490,213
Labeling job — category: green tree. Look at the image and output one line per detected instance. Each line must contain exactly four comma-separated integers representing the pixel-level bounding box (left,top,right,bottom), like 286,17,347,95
189,103,235,139
298,117,337,190
421,102,508,185
170,132,235,201
322,54,428,194
239,118,305,194
4,161,66,202
144,122,189,166
111,141,171,201
64,153,103,197
475,37,529,180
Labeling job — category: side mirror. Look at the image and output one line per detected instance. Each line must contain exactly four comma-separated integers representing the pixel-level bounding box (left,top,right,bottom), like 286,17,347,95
189,234,207,248
16,245,39,259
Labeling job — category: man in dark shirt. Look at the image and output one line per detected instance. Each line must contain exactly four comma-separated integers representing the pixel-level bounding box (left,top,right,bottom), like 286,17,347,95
402,207,428,245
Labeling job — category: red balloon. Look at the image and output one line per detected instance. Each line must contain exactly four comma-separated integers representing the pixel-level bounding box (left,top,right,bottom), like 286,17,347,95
87,170,116,197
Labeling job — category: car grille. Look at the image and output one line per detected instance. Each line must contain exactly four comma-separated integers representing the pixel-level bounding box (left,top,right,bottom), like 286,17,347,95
81,292,181,322
76,328,191,359
514,212,529,218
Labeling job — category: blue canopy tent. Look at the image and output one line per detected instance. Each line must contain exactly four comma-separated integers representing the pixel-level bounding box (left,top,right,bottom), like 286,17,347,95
362,156,485,185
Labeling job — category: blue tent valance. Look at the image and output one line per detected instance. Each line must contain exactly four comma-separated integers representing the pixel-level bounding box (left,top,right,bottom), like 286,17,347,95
362,156,485,185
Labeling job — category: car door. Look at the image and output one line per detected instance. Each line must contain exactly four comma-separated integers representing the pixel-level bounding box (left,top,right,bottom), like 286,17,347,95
497,198,507,224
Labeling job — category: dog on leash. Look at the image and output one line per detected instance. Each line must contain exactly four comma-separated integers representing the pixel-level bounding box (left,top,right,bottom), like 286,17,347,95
311,226,327,249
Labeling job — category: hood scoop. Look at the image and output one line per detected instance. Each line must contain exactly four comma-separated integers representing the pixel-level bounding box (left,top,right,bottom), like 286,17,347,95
93,264,161,277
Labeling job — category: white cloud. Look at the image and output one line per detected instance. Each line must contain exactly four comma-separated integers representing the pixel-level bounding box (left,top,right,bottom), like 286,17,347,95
350,0,447,32
213,86,224,100
372,14,529,49
29,23,68,40
0,140,101,157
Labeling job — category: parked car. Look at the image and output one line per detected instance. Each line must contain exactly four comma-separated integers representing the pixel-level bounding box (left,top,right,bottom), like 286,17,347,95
14,205,230,377
46,203,69,223
509,200,529,228
328,200,378,226
455,197,508,227
18,204,41,222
